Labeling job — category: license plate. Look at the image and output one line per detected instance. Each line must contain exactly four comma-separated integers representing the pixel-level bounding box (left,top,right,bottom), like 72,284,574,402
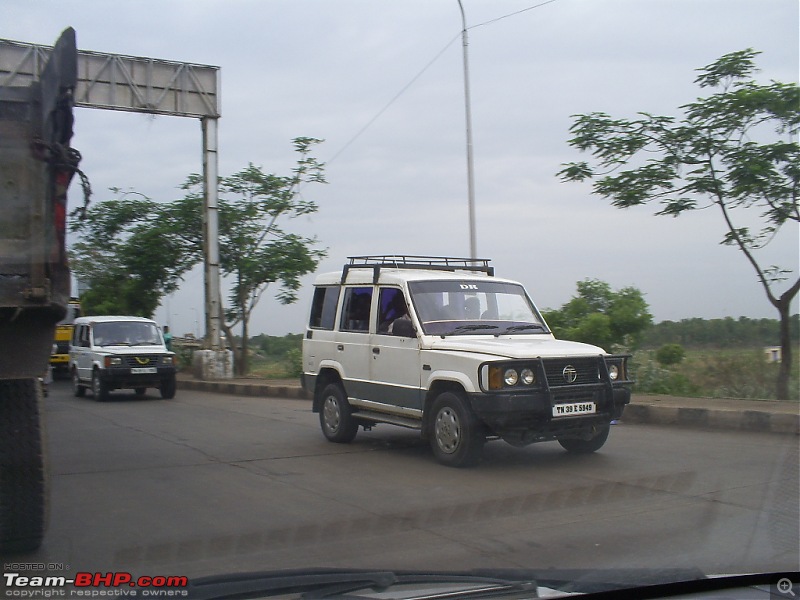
131,367,157,374
552,402,596,417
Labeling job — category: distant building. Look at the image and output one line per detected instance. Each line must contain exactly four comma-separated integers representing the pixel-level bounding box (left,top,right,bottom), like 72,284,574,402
764,346,782,363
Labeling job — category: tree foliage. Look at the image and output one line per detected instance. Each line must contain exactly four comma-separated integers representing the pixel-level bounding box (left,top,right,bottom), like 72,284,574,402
69,193,200,316
640,315,800,348
558,49,799,399
543,279,652,350
69,138,327,374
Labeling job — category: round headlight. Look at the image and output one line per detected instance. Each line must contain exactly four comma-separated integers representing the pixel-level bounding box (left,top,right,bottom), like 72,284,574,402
520,368,535,385
504,368,519,386
608,364,619,381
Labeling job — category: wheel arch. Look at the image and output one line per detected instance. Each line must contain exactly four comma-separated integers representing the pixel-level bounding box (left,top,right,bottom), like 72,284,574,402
421,379,467,438
312,367,345,413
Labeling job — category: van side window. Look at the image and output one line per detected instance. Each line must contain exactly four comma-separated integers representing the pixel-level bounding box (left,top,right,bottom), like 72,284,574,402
377,287,408,333
309,286,340,330
340,287,372,332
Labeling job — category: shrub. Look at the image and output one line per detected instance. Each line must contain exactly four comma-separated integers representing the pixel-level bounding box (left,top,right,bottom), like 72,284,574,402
656,343,685,366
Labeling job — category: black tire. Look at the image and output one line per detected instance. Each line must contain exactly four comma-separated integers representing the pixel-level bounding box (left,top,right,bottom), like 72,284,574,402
558,424,611,454
72,369,85,397
429,391,485,468
319,383,358,443
92,370,109,402
134,387,146,397
0,378,47,553
160,376,176,400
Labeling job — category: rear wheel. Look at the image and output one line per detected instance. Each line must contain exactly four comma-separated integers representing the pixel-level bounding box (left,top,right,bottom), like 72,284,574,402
0,378,47,553
319,383,358,443
429,391,485,467
558,425,610,453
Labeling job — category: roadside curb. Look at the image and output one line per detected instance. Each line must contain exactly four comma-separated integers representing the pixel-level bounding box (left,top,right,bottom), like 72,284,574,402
178,377,311,400
621,403,799,435
176,377,799,435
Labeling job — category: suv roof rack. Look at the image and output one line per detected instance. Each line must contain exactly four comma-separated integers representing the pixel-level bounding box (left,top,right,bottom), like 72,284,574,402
342,255,494,284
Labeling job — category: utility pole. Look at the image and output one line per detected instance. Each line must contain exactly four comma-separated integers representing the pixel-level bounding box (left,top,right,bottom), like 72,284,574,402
457,0,478,260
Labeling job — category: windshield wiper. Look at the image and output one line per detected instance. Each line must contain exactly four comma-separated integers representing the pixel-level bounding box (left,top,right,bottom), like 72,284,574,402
501,324,546,334
445,324,499,336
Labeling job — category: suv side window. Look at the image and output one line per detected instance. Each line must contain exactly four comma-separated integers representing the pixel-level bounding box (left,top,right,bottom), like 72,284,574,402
340,287,373,332
377,287,408,334
73,324,89,347
309,286,340,330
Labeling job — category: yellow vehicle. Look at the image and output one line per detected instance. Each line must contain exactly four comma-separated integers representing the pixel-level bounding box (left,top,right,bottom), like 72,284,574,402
50,298,82,375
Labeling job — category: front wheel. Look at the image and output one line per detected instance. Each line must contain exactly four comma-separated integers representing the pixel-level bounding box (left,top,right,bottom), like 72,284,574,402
429,391,485,468
319,383,358,443
72,369,86,397
160,376,176,400
92,370,109,402
558,425,610,454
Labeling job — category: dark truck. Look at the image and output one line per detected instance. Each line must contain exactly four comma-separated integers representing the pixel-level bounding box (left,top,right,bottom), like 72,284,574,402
0,28,85,552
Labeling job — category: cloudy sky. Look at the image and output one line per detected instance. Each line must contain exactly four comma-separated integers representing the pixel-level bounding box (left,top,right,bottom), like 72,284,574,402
5,0,799,337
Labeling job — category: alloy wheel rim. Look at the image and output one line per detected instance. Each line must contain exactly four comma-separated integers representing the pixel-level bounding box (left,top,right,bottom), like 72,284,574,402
435,407,460,454
323,396,341,432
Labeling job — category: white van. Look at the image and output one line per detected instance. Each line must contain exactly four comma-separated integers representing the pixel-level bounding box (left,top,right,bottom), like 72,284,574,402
302,256,632,467
69,315,177,401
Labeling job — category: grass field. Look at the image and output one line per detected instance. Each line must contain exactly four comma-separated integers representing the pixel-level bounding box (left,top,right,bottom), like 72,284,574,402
631,347,799,401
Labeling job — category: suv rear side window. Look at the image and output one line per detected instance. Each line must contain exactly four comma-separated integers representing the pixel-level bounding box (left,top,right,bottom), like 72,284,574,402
340,287,372,332
309,286,340,330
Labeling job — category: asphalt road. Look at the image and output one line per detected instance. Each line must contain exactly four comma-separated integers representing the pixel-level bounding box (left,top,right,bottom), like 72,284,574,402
12,381,799,582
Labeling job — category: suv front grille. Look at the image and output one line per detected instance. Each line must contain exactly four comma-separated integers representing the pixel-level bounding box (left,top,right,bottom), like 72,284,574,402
122,355,159,368
542,357,600,387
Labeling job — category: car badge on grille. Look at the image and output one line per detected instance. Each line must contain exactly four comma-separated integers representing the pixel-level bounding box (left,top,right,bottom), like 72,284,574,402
562,365,578,384
135,356,150,365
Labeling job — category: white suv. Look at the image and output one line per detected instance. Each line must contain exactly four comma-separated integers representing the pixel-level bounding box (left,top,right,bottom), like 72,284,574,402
69,316,177,401
302,256,632,467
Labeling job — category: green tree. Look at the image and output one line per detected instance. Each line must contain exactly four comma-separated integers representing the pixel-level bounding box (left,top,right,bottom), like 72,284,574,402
69,192,200,316
543,279,652,349
180,138,327,375
558,49,799,399
70,138,327,375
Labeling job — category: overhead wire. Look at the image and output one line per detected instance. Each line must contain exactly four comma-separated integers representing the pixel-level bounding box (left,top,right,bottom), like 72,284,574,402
324,1,561,167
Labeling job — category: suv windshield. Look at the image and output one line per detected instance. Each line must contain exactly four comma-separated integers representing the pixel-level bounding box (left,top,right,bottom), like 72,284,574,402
408,280,548,336
92,321,163,346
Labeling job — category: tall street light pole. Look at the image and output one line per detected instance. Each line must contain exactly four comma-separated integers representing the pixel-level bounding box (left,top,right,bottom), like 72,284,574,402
457,0,478,260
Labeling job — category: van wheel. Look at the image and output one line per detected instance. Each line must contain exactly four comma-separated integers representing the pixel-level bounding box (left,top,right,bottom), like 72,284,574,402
0,379,47,553
558,425,610,453
429,391,485,467
72,369,86,397
319,383,358,443
92,370,109,402
160,376,176,399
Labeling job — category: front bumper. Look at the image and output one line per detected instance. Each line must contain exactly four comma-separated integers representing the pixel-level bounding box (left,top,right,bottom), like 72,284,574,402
468,385,630,441
99,366,176,390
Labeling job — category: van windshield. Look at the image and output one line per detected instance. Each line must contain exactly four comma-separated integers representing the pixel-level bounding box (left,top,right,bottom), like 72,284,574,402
408,280,548,336
92,322,162,346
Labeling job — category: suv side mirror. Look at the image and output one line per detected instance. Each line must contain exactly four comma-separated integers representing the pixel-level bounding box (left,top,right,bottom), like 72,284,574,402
392,318,417,338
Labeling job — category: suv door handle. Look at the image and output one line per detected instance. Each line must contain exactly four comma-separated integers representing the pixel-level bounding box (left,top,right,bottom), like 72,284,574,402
372,347,380,355
337,344,344,351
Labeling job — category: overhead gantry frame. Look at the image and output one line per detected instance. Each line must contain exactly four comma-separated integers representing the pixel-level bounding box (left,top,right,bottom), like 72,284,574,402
0,33,226,354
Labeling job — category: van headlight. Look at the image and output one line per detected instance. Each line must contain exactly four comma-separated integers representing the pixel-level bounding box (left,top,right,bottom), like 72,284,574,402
486,364,538,390
504,368,519,386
